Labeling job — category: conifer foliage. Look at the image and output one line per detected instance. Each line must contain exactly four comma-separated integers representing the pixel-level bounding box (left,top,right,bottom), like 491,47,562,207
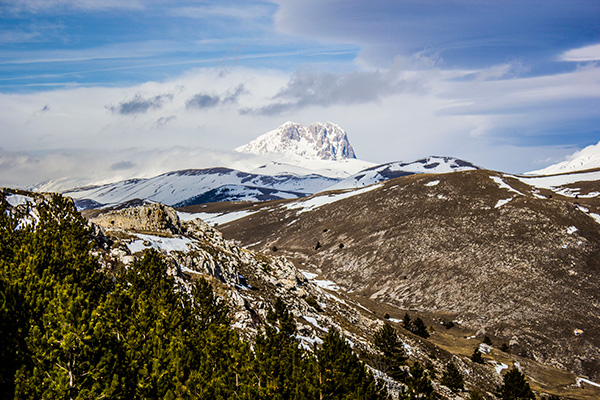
496,367,536,400
440,361,464,392
471,348,484,364
0,196,389,399
372,323,436,399
316,329,386,400
373,323,408,380
401,313,430,338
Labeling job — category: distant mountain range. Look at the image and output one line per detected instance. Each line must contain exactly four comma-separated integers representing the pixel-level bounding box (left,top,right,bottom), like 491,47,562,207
54,122,480,210
31,121,600,210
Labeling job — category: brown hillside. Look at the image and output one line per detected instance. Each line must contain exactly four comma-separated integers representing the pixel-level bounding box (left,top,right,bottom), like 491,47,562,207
215,169,600,382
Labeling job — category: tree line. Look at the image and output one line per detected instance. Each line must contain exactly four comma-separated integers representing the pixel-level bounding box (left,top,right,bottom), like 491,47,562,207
0,197,387,399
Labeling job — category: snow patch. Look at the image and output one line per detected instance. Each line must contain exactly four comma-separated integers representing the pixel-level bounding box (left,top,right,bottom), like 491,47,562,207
491,361,509,375
515,171,600,197
589,213,600,224
303,316,325,331
388,318,402,324
178,210,257,226
6,194,34,207
425,180,440,187
313,279,340,291
479,343,492,354
127,234,194,254
403,342,414,356
576,377,600,388
300,270,319,280
491,176,524,195
284,184,382,214
567,226,578,234
297,334,324,350
495,198,512,208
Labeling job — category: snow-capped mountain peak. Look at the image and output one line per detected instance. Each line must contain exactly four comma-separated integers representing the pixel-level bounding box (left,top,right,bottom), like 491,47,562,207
235,121,357,161
527,141,600,175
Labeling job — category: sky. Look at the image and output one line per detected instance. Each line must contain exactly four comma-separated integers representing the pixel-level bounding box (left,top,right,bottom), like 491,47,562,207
1,0,600,188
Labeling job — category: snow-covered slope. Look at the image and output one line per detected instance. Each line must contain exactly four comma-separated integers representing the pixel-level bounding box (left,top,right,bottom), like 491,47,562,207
527,141,600,175
327,156,479,190
60,157,484,209
236,121,357,161
63,167,340,209
249,159,375,179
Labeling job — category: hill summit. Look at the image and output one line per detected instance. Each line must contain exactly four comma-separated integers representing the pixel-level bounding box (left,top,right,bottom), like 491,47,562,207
235,121,357,161
527,140,600,175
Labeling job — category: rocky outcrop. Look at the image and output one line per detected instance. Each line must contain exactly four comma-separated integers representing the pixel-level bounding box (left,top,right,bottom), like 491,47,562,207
236,121,357,161
90,203,182,234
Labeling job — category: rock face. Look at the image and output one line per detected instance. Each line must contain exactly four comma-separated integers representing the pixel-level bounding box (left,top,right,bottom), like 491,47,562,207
90,203,182,234
236,121,357,161
86,201,380,343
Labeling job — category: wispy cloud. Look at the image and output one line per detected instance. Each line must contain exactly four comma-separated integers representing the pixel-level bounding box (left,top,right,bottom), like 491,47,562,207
186,84,247,109
170,4,273,20
153,115,176,128
0,29,41,44
561,43,600,62
106,93,173,115
110,160,136,171
186,94,220,109
242,67,426,115
6,0,144,13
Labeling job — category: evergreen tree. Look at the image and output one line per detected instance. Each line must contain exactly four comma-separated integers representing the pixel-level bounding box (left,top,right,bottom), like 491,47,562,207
406,362,436,400
411,318,430,339
401,313,430,339
253,298,317,399
402,313,412,330
373,323,408,380
496,367,535,400
440,361,464,392
471,348,484,364
316,329,387,400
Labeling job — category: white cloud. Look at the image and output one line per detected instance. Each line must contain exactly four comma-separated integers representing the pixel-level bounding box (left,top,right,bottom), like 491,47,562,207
170,4,273,20
1,60,599,188
9,0,144,13
561,43,600,62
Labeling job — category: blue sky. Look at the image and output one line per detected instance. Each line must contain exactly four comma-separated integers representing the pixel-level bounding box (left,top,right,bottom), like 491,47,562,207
1,0,599,187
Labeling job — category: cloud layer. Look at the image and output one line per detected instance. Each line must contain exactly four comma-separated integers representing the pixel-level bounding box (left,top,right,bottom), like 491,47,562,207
0,1,599,188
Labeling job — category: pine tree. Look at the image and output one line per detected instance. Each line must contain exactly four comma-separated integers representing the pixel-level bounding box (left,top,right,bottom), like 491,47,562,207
406,362,435,400
254,298,317,399
411,318,430,339
373,323,408,380
440,361,464,392
402,313,412,330
471,348,484,364
316,329,387,400
497,366,535,400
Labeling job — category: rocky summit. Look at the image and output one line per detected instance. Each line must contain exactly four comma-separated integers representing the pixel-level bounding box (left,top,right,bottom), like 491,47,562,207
235,121,357,161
